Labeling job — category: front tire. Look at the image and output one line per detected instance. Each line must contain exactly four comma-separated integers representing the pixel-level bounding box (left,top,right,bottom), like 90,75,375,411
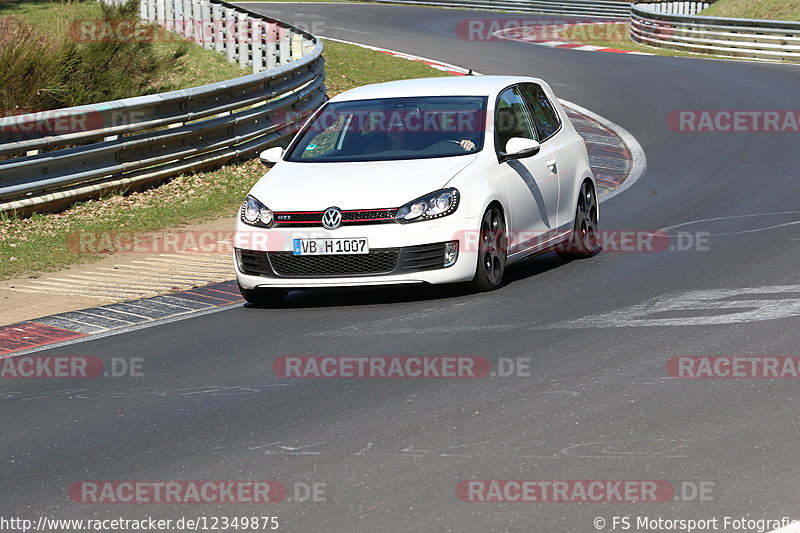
238,284,288,307
468,205,507,292
557,180,599,260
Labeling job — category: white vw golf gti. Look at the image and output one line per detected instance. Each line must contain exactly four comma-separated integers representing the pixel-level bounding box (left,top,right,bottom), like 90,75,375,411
235,76,598,305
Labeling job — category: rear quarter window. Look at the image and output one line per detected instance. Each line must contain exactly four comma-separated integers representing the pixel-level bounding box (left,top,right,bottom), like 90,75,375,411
520,83,561,141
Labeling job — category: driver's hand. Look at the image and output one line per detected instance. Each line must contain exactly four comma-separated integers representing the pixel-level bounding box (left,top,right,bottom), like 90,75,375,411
460,139,476,151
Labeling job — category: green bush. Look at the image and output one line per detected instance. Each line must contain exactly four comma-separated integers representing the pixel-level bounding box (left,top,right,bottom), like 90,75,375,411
0,0,189,113
0,15,62,112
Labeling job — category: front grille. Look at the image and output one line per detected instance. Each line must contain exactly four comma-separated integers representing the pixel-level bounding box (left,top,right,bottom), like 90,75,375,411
273,208,397,227
274,213,320,224
269,249,399,277
400,242,447,271
236,242,448,279
342,209,396,222
237,250,273,277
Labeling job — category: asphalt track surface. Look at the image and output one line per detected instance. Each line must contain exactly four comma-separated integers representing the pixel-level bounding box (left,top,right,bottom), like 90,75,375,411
3,4,800,532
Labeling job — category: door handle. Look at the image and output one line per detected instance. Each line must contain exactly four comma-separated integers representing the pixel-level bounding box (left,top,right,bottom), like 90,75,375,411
546,159,558,173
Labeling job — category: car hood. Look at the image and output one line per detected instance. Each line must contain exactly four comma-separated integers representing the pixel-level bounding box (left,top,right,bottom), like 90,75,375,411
249,156,477,211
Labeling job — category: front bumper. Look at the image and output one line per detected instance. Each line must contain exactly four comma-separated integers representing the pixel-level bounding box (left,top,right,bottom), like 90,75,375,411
233,216,478,289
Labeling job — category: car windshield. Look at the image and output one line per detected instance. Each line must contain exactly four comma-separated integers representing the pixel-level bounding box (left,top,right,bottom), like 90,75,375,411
286,96,487,162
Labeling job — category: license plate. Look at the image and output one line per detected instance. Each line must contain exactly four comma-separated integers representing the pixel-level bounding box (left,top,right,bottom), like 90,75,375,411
293,238,369,255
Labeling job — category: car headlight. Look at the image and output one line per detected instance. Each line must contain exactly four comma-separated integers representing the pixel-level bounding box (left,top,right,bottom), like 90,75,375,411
240,195,274,228
395,188,459,223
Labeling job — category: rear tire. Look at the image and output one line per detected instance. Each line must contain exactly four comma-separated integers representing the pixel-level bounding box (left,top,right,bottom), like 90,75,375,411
557,180,599,260
238,284,288,307
468,205,507,292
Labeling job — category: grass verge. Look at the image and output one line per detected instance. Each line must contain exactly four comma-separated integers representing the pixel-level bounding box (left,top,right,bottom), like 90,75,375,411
0,161,264,279
0,39,452,279
701,0,800,21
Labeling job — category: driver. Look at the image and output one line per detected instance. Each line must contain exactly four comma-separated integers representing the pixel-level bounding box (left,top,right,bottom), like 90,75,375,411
385,119,409,150
364,114,413,154
458,139,476,151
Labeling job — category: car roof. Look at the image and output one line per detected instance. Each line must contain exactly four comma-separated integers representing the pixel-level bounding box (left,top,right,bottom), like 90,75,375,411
328,75,546,102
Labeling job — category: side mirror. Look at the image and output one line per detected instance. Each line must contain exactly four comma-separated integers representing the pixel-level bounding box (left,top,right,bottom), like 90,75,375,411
499,137,541,162
259,147,284,167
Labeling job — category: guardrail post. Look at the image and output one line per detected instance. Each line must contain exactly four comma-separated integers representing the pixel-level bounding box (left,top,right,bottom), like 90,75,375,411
251,20,263,73
165,0,173,29
192,0,202,45
292,31,305,61
140,0,148,22
212,3,223,54
265,23,278,70
200,0,212,50
156,0,166,23
173,0,184,37
194,0,203,46
278,25,290,65
237,12,250,69
181,0,193,37
224,7,236,64
304,36,315,57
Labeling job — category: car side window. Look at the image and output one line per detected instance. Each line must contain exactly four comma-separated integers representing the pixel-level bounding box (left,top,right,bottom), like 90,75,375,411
519,83,561,141
495,87,537,153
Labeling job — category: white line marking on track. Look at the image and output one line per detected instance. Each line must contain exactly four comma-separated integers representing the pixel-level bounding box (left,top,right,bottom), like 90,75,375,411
661,211,800,235
551,285,800,328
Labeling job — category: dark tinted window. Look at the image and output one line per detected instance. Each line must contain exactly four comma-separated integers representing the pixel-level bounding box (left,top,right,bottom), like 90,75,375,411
519,83,561,141
495,87,536,152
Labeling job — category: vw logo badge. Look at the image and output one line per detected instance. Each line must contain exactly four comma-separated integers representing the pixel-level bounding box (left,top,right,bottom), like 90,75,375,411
321,207,343,230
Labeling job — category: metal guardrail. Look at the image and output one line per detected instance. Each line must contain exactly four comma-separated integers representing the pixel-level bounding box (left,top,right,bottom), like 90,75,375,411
631,2,800,61
140,0,315,72
0,0,326,214
355,0,633,20
634,1,709,15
